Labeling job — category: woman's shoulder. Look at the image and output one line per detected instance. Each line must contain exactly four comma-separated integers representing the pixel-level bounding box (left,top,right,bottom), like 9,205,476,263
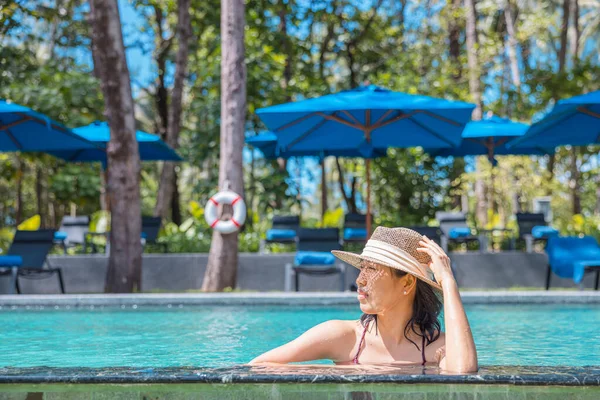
309,319,361,338
304,320,361,362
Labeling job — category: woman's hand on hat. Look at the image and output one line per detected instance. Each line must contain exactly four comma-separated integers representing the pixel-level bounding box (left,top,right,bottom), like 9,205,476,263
416,236,455,288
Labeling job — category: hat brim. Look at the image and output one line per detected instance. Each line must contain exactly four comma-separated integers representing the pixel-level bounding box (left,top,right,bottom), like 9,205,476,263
331,250,443,292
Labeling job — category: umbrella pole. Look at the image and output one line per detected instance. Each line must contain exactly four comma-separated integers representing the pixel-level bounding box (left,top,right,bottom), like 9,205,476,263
366,158,372,238
321,158,327,223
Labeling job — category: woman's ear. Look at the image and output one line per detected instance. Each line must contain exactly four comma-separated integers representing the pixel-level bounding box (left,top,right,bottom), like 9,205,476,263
404,274,417,292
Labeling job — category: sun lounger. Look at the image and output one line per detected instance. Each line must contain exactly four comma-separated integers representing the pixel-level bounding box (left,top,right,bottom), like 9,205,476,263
516,212,558,253
0,230,65,294
54,215,90,254
342,213,370,245
285,228,345,291
435,211,482,252
545,236,600,290
260,215,300,253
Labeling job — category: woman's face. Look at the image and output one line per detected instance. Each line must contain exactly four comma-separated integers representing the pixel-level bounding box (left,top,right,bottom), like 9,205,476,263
356,261,412,314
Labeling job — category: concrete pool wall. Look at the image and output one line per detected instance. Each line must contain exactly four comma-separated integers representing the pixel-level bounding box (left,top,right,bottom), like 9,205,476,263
0,251,598,294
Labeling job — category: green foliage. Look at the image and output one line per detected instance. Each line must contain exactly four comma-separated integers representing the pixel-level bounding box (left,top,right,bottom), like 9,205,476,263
321,208,344,228
555,214,600,242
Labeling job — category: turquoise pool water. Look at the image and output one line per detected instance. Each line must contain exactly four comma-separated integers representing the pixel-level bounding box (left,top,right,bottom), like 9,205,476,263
0,304,598,368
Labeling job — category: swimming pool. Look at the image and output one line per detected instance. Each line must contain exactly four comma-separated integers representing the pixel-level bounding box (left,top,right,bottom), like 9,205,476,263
0,302,598,368
0,293,599,398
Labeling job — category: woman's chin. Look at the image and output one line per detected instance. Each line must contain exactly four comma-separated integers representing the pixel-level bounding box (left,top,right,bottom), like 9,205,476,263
359,303,376,314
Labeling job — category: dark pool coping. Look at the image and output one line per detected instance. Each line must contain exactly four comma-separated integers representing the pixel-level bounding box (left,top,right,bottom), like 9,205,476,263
0,291,599,308
0,366,599,386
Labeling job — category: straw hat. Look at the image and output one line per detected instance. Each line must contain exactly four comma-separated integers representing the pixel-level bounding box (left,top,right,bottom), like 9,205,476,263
332,226,442,291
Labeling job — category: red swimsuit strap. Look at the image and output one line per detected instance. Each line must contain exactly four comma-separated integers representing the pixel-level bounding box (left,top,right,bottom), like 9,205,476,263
352,321,370,364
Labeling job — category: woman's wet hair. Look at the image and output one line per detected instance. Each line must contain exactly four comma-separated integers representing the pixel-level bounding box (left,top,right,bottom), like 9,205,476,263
359,268,442,351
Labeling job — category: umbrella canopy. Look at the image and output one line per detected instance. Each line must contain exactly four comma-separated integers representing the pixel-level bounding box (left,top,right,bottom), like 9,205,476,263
0,100,101,152
256,85,475,235
257,85,475,153
510,90,600,148
246,132,387,159
48,121,182,163
427,116,553,164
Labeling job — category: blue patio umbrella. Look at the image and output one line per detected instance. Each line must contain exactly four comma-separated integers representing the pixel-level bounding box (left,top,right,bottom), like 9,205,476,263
510,90,600,148
0,100,100,152
48,121,182,164
256,85,475,234
246,132,388,159
427,116,553,166
427,116,554,213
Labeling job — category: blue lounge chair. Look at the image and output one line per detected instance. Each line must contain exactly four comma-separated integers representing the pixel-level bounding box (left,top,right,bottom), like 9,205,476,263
342,213,370,245
546,236,600,290
0,230,65,294
516,212,558,253
260,215,300,253
285,228,345,291
435,212,482,252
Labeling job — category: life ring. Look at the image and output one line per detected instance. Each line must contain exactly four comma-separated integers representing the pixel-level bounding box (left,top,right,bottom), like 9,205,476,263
204,190,246,234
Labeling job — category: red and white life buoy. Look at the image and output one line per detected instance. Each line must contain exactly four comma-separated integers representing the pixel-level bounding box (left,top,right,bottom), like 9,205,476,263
204,190,246,234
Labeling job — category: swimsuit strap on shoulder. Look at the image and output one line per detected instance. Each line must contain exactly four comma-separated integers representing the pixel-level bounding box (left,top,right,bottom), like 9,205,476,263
352,321,370,364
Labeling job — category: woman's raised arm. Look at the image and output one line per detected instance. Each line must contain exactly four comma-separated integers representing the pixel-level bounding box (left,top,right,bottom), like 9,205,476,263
248,320,355,365
417,236,478,373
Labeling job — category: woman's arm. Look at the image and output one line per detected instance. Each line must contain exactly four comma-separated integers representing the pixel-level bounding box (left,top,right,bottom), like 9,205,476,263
417,236,478,373
248,320,355,365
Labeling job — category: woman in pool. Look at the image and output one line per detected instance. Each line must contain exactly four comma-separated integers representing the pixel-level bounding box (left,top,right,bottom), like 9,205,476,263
250,226,478,373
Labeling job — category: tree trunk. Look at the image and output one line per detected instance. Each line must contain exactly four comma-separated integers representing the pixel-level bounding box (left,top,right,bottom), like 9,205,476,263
569,0,582,215
448,0,462,82
276,2,293,171
570,148,581,215
465,0,482,121
548,0,571,183
504,0,521,88
558,0,571,72
171,172,182,225
202,0,246,291
465,0,486,225
154,0,192,222
397,0,407,50
36,164,44,228
572,0,580,58
335,157,356,213
152,3,170,140
90,0,143,293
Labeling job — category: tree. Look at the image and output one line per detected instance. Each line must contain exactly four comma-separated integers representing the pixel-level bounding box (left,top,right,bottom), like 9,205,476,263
465,0,487,225
202,0,246,291
89,0,143,292
154,0,192,223
504,0,521,88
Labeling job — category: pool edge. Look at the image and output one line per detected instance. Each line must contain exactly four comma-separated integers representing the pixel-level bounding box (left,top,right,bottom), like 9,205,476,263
0,366,599,386
0,291,599,307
